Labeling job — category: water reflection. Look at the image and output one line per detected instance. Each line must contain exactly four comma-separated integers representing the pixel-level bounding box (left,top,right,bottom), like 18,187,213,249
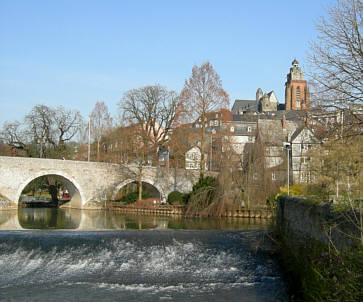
0,208,270,230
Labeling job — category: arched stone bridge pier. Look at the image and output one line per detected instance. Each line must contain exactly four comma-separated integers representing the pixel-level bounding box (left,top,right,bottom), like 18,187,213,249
0,156,204,209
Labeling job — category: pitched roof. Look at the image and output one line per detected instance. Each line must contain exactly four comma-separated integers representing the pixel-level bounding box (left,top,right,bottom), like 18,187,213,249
257,120,285,144
290,126,319,142
232,99,257,114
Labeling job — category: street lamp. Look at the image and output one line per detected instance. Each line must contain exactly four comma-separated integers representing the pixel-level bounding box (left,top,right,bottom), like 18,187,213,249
283,142,291,195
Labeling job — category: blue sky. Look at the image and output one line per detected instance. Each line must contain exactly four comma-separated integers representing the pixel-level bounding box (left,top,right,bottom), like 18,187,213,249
0,0,330,126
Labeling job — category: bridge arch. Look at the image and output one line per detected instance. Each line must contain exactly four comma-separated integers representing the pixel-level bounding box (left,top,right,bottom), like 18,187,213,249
111,178,166,201
15,171,85,208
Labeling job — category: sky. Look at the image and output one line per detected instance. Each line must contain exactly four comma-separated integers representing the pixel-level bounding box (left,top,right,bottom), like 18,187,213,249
0,0,331,127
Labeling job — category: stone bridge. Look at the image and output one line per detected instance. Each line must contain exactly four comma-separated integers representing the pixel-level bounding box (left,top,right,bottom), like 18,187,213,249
0,156,205,209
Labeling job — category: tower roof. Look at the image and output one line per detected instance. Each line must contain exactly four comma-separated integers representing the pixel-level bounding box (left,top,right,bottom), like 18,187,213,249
292,58,299,66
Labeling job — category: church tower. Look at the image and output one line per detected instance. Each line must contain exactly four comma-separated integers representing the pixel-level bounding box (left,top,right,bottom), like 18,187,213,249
285,59,310,110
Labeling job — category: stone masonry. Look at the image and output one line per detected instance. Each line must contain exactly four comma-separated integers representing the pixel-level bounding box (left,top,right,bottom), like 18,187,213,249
0,156,202,209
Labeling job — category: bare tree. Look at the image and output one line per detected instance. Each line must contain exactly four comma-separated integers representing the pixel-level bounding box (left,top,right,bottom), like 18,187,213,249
1,104,83,159
25,105,54,156
0,121,32,156
26,105,83,158
176,62,229,174
119,84,178,200
90,102,113,161
53,106,83,146
308,0,362,123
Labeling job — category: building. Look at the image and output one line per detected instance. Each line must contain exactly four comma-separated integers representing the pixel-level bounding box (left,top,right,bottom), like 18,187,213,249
285,59,310,110
231,88,279,115
185,146,208,170
290,126,320,183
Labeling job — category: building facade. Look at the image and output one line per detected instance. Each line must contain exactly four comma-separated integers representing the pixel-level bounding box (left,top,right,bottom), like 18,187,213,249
285,59,310,110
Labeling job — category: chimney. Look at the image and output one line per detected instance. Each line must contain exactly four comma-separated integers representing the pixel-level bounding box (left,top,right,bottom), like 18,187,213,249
282,114,286,129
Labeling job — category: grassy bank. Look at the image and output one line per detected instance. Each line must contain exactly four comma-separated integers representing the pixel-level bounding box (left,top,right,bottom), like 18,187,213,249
276,234,362,301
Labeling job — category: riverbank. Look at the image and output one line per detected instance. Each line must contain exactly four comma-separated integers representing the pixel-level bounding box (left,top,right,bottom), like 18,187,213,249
275,196,362,301
108,202,273,219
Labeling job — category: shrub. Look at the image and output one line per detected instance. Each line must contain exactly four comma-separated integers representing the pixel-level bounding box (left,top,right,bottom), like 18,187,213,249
185,174,218,215
122,190,152,204
182,193,190,205
167,191,183,204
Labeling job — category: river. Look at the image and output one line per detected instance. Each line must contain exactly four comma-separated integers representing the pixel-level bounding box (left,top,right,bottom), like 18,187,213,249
0,209,288,302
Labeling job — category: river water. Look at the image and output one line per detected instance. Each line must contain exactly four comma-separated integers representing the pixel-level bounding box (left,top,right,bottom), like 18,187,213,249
0,209,288,302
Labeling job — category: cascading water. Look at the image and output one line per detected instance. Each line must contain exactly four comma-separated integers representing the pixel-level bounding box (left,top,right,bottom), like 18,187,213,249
0,228,287,302
0,209,288,301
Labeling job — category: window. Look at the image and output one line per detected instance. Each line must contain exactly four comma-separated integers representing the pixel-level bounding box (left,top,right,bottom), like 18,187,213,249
296,87,301,107
196,124,200,128
272,172,277,181
230,126,234,132
247,126,252,132
214,120,219,126
216,113,219,118
302,144,310,151
210,120,214,126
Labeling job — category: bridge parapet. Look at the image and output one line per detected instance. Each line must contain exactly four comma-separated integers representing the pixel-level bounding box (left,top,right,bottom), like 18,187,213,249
0,156,208,209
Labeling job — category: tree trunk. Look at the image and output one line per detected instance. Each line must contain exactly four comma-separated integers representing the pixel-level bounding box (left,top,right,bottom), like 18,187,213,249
138,158,143,201
97,140,100,161
200,111,206,175
49,185,58,203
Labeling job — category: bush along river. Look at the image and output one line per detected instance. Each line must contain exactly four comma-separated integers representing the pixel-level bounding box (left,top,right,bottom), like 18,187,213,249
0,208,288,302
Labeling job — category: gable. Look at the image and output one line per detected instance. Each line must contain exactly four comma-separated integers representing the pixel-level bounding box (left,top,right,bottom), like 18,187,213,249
291,127,318,144
267,91,278,103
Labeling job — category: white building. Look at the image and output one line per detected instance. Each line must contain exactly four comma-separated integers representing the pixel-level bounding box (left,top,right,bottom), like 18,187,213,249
185,146,208,170
290,126,320,183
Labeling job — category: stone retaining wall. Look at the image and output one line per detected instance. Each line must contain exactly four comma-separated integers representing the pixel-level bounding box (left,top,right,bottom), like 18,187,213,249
277,196,360,251
110,203,272,218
